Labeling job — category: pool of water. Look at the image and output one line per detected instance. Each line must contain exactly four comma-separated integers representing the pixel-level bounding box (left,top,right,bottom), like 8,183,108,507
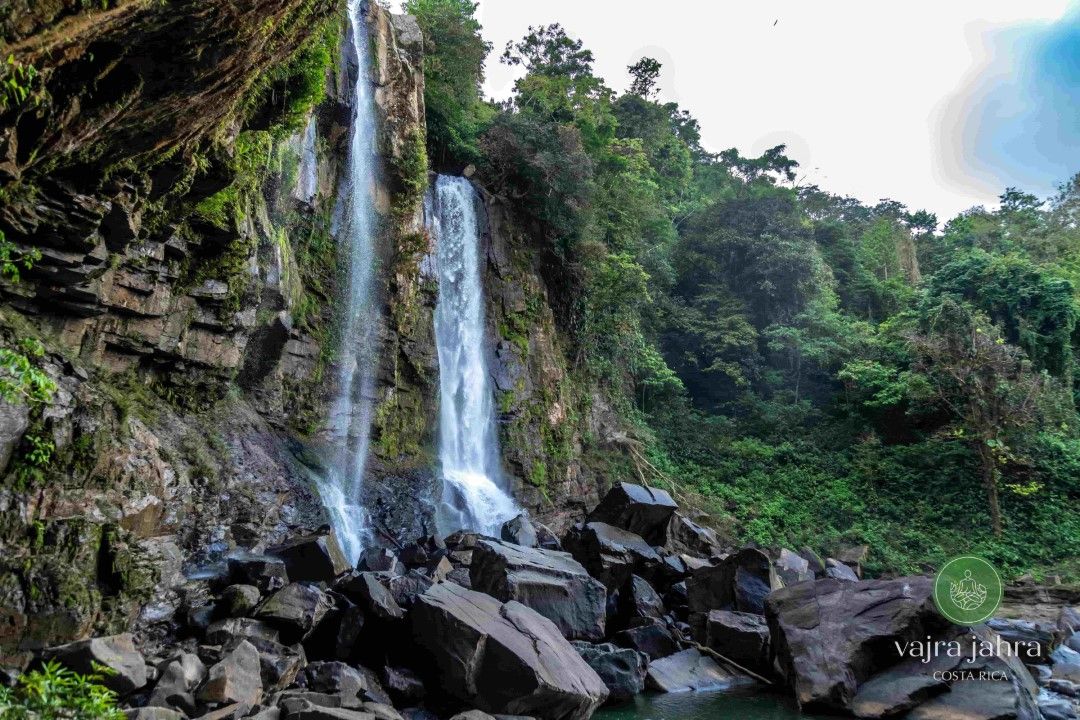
593,689,826,720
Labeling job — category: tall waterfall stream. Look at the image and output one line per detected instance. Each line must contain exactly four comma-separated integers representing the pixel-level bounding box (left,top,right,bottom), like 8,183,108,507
317,0,381,562
427,175,519,536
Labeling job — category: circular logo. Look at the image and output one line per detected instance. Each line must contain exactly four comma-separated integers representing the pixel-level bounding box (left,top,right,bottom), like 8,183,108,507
933,556,1002,625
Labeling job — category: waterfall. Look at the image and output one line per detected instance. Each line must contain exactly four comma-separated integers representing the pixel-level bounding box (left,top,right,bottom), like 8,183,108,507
427,175,519,537
317,0,380,563
294,116,318,204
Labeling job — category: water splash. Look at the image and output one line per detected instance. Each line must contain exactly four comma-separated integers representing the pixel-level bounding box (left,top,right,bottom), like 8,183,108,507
427,175,519,536
316,0,381,563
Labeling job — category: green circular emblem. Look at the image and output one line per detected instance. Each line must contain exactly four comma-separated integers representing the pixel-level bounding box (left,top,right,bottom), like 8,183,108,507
933,556,1002,625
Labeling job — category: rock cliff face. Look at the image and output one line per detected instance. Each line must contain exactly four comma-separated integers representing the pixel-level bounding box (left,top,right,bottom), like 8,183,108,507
0,0,624,662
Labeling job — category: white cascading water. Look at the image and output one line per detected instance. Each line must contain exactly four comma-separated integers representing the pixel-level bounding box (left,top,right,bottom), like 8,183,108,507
317,0,380,563
427,175,519,536
294,116,318,204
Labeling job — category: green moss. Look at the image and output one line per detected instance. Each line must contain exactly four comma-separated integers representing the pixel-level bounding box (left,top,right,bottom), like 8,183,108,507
236,10,341,136
529,459,547,489
390,127,429,217
497,389,514,414
179,429,222,487
192,187,241,230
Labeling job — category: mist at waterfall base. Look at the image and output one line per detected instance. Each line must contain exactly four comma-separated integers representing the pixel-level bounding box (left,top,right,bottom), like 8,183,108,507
316,0,381,564
428,175,519,537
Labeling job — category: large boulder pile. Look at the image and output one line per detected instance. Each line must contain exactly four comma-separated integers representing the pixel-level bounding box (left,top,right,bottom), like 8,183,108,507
21,485,1080,720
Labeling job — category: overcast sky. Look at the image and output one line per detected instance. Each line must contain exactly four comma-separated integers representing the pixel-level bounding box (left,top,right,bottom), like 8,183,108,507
393,1,1080,220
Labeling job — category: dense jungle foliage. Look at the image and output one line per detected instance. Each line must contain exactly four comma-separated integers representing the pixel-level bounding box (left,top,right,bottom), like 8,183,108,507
406,0,1080,580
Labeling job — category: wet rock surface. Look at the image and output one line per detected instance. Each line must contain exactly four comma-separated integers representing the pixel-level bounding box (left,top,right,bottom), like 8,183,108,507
12,474,1080,720
469,539,607,641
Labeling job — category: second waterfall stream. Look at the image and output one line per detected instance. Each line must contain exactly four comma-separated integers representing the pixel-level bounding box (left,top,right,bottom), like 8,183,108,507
427,175,519,536
319,0,380,563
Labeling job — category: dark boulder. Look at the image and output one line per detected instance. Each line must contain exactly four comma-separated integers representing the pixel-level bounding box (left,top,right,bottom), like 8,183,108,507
655,553,688,588
836,544,869,579
444,531,481,552
824,558,859,582
798,547,827,578
206,618,281,646
905,679,1035,720
398,537,445,568
44,633,148,694
357,548,403,576
501,514,561,551
196,639,263,707
987,618,1055,665
255,583,334,643
612,619,679,661
687,547,779,615
588,482,678,545
268,530,350,584
300,593,364,662
228,555,288,593
383,666,425,705
645,648,753,693
501,514,539,548
666,513,721,558
774,549,813,587
470,539,607,641
300,661,391,705
148,652,207,712
850,652,954,719
611,575,665,632
765,576,946,712
410,581,608,719
420,556,453,582
336,572,405,621
385,571,435,609
220,585,262,617
562,522,660,590
571,641,647,703
704,610,770,676
246,637,305,690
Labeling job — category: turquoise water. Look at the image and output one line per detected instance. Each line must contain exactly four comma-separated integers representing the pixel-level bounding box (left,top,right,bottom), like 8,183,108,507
594,689,826,720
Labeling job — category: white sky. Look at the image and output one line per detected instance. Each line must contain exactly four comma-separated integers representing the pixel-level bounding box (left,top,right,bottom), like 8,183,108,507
391,0,1076,219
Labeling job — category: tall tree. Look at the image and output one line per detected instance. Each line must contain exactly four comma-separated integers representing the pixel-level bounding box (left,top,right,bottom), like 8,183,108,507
905,299,1064,536
627,57,661,99
405,0,491,167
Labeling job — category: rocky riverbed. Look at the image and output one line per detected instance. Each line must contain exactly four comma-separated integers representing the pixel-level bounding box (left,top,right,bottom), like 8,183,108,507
7,482,1079,720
